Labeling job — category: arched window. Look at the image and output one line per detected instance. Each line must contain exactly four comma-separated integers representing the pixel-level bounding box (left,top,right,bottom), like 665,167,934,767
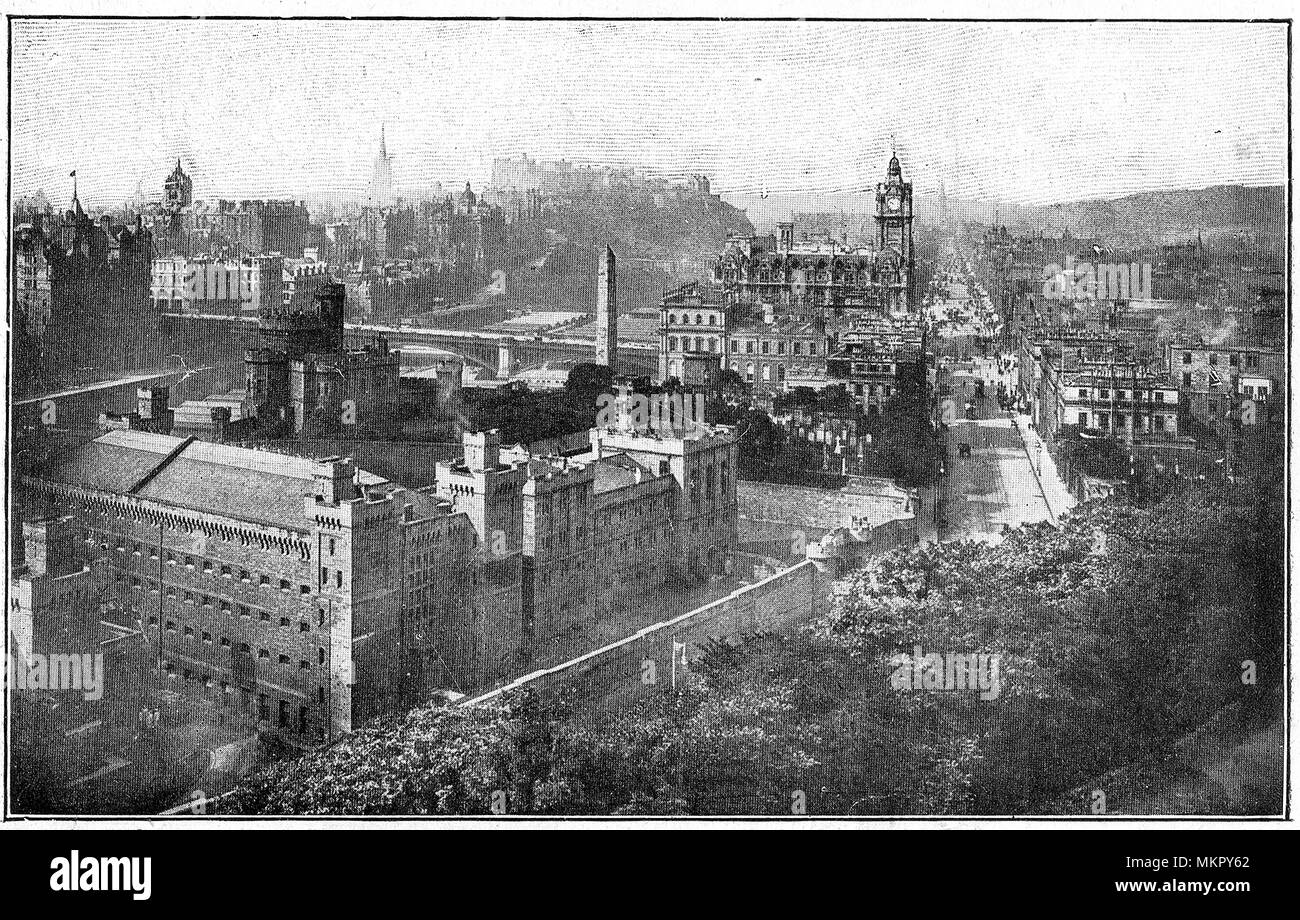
708,315,717,326
668,313,677,324
694,336,704,352
694,313,703,325
668,336,678,351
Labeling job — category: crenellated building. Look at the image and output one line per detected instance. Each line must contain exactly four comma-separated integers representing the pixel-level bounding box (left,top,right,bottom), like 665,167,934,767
19,433,527,740
244,281,403,438
499,388,739,644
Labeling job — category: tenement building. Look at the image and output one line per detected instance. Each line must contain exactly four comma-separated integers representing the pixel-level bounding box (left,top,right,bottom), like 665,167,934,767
151,254,285,316
1165,341,1286,435
825,313,927,414
20,431,529,741
1021,331,1180,444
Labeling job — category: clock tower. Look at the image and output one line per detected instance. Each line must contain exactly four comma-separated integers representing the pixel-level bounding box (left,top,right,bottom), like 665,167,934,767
874,153,915,312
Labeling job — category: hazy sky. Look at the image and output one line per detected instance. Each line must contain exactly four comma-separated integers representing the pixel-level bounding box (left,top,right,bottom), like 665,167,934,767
10,19,1288,210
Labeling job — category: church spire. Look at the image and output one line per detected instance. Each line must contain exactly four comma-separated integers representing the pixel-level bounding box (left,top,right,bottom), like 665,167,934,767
379,124,387,160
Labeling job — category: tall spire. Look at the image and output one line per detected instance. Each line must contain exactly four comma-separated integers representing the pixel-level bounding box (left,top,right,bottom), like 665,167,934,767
380,124,387,160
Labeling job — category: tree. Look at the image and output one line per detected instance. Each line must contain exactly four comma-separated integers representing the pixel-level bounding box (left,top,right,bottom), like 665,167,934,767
564,363,615,402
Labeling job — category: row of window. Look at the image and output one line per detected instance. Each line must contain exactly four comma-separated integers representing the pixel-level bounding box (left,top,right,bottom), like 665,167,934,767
731,362,786,384
852,383,893,399
1075,411,1173,431
731,339,817,356
670,336,721,354
161,668,318,735
665,337,820,357
666,312,719,326
104,538,317,594
128,577,325,626
150,619,327,668
1180,350,1261,370
1075,388,1169,402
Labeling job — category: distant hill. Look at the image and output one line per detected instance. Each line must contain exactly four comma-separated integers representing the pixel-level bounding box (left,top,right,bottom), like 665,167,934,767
731,185,1284,245
956,185,1285,241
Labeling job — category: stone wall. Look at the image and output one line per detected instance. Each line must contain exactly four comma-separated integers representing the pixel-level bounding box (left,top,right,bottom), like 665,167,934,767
461,558,830,712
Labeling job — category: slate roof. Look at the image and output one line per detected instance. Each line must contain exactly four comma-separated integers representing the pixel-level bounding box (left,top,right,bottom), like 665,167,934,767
590,454,658,495
40,430,387,532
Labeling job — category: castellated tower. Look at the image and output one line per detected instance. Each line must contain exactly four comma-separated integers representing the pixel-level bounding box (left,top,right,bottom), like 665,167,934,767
596,245,618,373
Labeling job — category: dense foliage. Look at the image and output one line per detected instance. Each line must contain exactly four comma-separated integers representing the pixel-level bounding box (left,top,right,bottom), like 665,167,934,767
227,490,1277,816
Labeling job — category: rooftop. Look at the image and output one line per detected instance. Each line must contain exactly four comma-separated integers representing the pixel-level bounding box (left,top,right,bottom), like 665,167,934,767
37,430,387,532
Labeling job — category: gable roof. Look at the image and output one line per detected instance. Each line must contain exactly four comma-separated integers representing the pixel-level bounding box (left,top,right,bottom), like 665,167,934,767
40,430,387,532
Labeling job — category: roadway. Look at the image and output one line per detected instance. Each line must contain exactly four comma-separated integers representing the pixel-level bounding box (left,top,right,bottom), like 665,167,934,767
936,354,1051,543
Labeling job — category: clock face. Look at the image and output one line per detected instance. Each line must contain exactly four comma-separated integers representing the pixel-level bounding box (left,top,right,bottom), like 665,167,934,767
886,196,902,213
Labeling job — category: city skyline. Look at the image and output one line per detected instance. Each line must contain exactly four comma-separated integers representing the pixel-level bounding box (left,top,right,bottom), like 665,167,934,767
10,19,1287,210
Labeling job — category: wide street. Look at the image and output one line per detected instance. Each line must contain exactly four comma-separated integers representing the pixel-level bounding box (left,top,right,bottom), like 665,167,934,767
927,267,1053,543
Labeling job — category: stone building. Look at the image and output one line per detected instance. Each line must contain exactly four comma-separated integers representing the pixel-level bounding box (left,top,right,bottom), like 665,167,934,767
244,281,402,438
11,200,155,393
825,317,927,414
1165,341,1285,434
708,155,915,322
500,391,740,645
20,432,526,740
150,254,284,316
163,159,193,211
659,280,923,412
1021,331,1180,444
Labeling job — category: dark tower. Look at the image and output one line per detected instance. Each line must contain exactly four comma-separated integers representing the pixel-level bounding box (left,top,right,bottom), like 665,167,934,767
314,281,346,354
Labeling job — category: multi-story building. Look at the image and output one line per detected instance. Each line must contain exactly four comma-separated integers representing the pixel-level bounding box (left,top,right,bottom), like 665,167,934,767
150,254,284,316
11,201,154,393
284,257,332,309
658,279,923,411
1021,331,1179,444
658,155,923,410
1053,365,1180,442
659,282,831,388
501,389,740,644
245,281,402,438
163,158,193,211
513,456,596,640
588,389,739,581
725,317,829,391
1165,341,1286,434
20,432,527,741
709,156,914,322
825,317,927,414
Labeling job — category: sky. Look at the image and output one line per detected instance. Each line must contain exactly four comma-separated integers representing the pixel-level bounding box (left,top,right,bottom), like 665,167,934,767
9,19,1289,211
